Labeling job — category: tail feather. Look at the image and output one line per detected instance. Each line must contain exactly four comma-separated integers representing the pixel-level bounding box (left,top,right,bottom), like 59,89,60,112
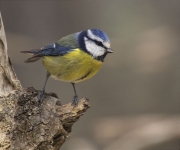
21,49,42,63
21,49,40,55
21,43,63,63
24,56,41,63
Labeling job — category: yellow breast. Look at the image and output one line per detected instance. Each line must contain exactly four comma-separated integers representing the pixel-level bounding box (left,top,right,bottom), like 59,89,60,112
42,49,103,83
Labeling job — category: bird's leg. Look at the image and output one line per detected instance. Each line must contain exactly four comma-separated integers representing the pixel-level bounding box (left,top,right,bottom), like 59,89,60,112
71,82,78,106
38,71,50,103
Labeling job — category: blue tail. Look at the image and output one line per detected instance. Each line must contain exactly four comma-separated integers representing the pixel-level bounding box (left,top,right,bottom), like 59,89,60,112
21,49,42,63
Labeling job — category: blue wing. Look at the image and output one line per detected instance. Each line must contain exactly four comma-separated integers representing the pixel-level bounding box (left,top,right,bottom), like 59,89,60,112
39,43,73,56
21,43,73,63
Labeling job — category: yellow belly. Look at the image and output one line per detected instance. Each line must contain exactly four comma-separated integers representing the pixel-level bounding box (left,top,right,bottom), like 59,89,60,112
42,49,103,83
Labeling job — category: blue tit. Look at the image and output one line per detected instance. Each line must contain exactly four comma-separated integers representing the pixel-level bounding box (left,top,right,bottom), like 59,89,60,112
21,29,113,106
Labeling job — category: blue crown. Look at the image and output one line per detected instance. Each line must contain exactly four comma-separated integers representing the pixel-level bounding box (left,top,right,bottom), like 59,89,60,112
90,29,110,42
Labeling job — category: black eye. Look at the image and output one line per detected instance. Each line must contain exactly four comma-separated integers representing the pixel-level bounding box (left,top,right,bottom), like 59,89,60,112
95,40,103,47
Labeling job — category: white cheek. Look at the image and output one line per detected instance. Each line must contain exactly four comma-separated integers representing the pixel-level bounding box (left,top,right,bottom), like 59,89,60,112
85,40,105,57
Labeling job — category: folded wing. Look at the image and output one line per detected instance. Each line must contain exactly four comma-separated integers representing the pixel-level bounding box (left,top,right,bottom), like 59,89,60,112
21,43,73,63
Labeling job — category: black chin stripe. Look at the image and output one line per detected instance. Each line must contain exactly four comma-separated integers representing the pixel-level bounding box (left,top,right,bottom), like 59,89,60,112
96,52,108,62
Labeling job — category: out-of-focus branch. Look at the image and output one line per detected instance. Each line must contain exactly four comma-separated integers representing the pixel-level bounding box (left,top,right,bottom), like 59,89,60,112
94,115,180,150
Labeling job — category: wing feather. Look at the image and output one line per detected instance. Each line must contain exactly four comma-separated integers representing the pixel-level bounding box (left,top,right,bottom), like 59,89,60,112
22,43,73,63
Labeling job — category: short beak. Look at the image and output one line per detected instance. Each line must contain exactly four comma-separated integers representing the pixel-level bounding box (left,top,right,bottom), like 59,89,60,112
107,48,113,53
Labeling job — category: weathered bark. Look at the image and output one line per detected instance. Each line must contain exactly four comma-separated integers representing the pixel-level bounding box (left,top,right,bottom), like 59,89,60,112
0,12,90,150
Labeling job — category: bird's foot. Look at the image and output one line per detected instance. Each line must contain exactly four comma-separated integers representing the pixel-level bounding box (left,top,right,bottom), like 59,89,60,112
38,89,45,103
71,95,78,106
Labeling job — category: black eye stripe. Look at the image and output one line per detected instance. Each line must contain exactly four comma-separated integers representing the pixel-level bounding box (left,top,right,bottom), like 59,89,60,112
95,40,107,49
94,40,104,47
85,36,107,49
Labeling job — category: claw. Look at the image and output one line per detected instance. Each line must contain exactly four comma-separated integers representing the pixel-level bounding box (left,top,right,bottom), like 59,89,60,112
38,89,45,103
38,71,50,104
71,95,78,106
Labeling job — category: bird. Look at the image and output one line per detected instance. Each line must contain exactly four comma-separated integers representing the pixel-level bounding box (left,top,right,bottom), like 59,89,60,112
21,29,113,106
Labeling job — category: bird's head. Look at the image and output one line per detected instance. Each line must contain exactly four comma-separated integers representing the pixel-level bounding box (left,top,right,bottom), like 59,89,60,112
77,29,113,61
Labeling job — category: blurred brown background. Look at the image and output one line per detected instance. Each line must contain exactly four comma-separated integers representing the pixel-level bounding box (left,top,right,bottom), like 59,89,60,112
0,1,180,150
